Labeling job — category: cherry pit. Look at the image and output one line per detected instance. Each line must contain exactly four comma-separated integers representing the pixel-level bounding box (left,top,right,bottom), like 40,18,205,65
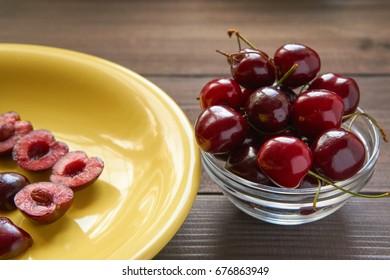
195,28,389,214
0,111,104,259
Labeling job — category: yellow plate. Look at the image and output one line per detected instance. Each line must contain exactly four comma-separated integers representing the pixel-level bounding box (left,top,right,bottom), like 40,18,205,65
0,44,200,259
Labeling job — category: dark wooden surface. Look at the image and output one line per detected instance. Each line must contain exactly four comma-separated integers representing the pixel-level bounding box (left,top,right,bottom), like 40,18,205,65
1,0,390,259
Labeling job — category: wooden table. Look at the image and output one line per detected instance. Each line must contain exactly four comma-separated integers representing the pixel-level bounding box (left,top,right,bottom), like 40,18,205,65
1,0,390,259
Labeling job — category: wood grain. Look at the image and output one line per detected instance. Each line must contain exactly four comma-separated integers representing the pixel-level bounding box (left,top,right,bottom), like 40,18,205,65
156,195,390,260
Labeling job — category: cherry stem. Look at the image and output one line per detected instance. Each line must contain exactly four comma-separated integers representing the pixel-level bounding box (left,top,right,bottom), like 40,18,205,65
227,28,257,49
343,112,388,142
308,170,390,199
311,178,322,211
274,64,299,87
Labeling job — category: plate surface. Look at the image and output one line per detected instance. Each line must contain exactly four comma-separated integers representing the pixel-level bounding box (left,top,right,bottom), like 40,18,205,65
0,44,200,259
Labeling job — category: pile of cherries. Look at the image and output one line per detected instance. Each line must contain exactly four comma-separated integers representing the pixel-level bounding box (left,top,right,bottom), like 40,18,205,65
195,29,388,200
0,111,104,259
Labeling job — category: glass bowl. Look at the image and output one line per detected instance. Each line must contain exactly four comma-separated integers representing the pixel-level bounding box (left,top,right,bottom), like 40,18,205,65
201,108,381,225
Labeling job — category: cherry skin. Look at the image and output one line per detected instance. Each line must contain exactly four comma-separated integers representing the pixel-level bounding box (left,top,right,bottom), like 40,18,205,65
245,86,291,133
291,89,345,141
274,43,321,88
230,48,275,90
311,128,366,181
309,72,360,115
226,143,272,185
0,217,33,259
194,105,248,154
198,77,244,111
0,172,30,211
257,136,313,189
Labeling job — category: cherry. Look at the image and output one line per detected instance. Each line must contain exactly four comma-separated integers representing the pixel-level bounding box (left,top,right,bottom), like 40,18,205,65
50,151,104,190
274,43,321,88
257,136,313,189
12,129,69,171
0,217,33,259
14,182,74,224
245,86,291,133
198,77,244,111
0,111,33,154
311,128,366,181
291,89,345,140
228,48,275,90
309,72,360,115
0,172,30,211
194,105,248,154
226,143,272,185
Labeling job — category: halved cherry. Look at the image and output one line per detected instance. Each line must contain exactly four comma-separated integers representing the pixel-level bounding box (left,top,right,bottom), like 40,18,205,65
12,129,69,171
50,151,104,190
0,112,33,154
14,182,74,224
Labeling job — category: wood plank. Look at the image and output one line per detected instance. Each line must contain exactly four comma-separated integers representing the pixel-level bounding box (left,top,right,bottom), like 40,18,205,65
1,0,389,75
155,194,390,259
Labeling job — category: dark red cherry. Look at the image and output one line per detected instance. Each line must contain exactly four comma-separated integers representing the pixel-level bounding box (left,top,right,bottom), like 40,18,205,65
0,172,30,211
0,217,33,259
198,77,244,111
274,43,321,88
194,105,248,154
245,86,291,133
309,72,360,115
292,89,345,140
257,136,313,189
311,128,366,181
230,48,275,90
226,143,272,185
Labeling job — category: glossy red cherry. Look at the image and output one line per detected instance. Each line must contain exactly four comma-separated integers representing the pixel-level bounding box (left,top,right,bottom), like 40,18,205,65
257,136,313,188
0,217,33,259
198,77,244,111
0,172,30,211
291,89,345,140
195,105,248,154
274,43,321,88
311,128,366,181
309,72,360,115
230,48,275,90
226,143,272,185
245,86,291,133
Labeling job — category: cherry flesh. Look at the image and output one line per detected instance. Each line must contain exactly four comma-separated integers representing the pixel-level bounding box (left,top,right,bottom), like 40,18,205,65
309,72,360,115
291,89,345,141
0,217,33,259
230,48,275,90
0,172,30,211
50,151,104,190
198,77,244,111
0,111,33,154
311,128,366,181
245,86,291,133
257,136,313,189
12,129,69,171
274,43,321,88
195,105,248,154
14,182,74,224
